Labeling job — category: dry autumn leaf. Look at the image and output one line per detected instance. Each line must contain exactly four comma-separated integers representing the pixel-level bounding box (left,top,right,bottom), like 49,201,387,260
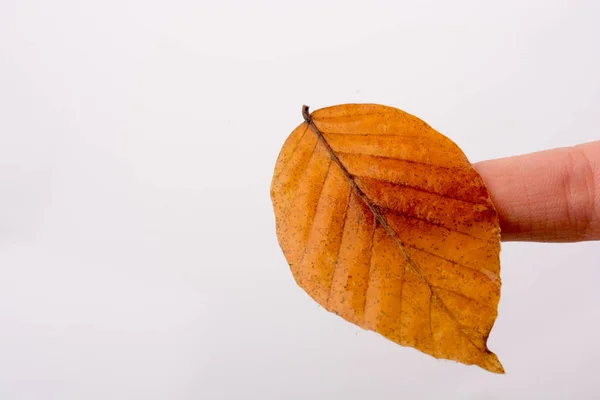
270,104,503,373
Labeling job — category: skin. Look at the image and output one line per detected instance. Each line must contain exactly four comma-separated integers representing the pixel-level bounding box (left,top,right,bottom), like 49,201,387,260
474,141,600,242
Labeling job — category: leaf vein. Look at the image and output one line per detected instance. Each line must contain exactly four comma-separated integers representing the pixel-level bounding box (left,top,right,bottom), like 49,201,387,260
274,124,310,180
313,111,394,120
431,285,494,310
378,206,490,242
281,138,319,219
296,159,332,270
404,244,499,284
362,216,377,325
354,175,483,205
336,151,468,173
326,187,352,306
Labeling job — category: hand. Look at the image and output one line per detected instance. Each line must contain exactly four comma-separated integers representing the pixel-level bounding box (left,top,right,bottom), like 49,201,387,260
474,141,600,242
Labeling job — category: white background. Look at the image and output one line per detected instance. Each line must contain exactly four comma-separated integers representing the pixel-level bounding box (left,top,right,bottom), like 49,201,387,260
1,0,599,399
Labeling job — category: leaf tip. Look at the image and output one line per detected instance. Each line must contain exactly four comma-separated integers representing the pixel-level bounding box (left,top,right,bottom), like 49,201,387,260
481,351,505,374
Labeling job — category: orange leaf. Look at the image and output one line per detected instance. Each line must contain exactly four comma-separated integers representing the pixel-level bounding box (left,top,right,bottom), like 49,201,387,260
271,104,503,373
